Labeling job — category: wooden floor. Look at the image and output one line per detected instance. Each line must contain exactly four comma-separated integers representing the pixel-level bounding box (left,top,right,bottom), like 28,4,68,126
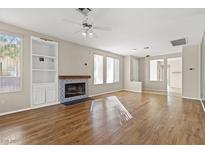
0,91,205,145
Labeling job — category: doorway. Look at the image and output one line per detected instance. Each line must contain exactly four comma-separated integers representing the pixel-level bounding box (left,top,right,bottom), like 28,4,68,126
167,57,182,97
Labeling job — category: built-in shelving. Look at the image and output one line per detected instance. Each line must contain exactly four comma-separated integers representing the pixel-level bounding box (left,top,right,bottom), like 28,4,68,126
31,36,58,107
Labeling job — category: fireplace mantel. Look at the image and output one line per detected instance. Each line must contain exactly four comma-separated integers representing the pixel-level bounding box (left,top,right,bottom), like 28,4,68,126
59,75,91,80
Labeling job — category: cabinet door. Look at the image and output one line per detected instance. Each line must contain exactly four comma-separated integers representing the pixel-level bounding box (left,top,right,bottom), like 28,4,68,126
33,85,46,105
46,85,56,103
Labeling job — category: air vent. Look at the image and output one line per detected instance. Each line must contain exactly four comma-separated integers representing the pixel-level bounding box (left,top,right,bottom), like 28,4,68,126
144,47,150,49
171,38,187,46
76,8,93,16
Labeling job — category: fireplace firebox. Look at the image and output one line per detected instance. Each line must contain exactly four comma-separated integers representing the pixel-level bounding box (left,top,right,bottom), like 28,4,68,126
65,83,86,98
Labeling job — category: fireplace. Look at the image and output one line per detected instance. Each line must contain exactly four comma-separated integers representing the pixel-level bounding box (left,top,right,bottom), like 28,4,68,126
65,82,86,98
59,75,91,104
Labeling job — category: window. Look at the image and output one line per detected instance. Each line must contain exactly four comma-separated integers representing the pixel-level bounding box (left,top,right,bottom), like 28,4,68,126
0,32,22,93
106,57,119,83
94,54,103,84
150,59,164,81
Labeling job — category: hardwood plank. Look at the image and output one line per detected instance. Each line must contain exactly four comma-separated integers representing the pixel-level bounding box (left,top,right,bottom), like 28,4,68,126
0,91,204,144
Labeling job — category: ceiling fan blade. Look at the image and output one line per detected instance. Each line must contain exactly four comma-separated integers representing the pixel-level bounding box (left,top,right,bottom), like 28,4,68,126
93,32,98,38
72,29,82,35
93,26,112,31
63,19,82,26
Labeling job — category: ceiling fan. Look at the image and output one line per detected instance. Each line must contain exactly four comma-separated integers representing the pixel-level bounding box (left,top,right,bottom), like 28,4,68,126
63,17,112,38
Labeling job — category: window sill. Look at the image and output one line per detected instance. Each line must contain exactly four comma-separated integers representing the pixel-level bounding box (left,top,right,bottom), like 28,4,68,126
106,82,120,84
92,82,120,86
93,83,104,86
149,80,164,82
0,89,22,94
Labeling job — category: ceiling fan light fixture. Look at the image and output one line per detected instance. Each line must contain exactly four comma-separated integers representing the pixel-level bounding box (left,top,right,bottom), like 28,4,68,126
88,34,93,38
82,29,87,36
88,32,93,36
82,32,86,36
88,30,93,36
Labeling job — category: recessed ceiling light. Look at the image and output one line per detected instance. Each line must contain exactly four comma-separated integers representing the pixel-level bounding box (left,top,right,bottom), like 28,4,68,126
144,47,150,49
131,49,137,52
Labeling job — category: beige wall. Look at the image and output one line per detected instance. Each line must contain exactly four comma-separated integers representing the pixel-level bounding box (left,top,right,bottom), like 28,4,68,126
139,58,145,83
124,56,142,92
139,52,182,91
0,21,123,114
59,40,124,96
182,45,200,99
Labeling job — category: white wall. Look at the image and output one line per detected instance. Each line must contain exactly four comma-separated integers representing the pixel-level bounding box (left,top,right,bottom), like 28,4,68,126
0,21,124,114
124,56,142,92
182,45,200,99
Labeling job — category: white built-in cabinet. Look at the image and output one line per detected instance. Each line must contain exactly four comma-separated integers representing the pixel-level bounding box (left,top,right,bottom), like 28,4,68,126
31,36,58,107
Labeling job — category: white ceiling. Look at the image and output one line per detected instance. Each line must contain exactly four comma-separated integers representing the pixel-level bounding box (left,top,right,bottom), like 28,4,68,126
0,8,205,57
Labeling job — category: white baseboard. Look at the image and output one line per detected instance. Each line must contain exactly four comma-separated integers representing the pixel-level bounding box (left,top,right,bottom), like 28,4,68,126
143,88,167,92
122,89,142,93
143,91,167,96
0,101,60,117
200,99,205,112
142,89,167,96
89,89,123,97
182,96,201,101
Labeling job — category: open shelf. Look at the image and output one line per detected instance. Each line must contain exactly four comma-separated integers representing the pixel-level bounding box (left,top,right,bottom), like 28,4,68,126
32,69,56,83
32,39,56,57
32,53,56,59
32,47,56,71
